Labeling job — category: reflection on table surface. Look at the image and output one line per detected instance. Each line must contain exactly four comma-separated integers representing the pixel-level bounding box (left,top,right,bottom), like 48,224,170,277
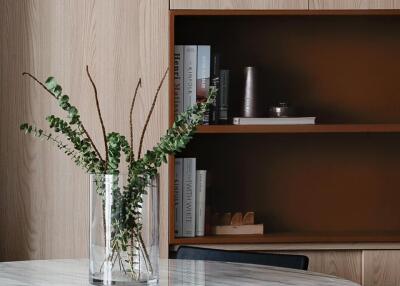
0,258,360,286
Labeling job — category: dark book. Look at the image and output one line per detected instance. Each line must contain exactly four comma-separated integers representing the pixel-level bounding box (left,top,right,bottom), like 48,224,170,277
218,69,230,124
210,53,220,124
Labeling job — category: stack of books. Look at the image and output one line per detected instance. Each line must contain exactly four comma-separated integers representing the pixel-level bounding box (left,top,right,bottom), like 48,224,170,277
174,158,207,237
174,45,230,124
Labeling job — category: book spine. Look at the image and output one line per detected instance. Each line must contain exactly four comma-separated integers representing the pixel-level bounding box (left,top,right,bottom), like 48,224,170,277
219,69,230,123
195,170,207,236
196,45,211,124
174,158,183,237
211,54,221,124
182,158,196,237
183,45,197,111
174,45,184,119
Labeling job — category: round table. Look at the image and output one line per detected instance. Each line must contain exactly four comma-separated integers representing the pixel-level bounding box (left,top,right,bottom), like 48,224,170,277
0,259,360,285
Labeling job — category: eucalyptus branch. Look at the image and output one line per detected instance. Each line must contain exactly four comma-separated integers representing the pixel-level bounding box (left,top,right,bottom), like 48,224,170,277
46,115,104,172
138,233,153,274
80,124,104,164
106,132,132,174
22,71,104,163
86,65,108,170
129,78,142,160
137,68,169,159
20,123,96,172
137,86,217,172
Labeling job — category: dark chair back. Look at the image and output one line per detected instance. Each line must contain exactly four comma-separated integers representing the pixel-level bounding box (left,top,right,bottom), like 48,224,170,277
176,246,309,270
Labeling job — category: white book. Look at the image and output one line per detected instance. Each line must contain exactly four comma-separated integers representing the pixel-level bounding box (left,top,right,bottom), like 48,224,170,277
183,45,197,111
174,158,183,237
233,117,316,125
182,158,196,237
197,45,211,124
174,45,184,118
195,170,207,237
196,46,210,102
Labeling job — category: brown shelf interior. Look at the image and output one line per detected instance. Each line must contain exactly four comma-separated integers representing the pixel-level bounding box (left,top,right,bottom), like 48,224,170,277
169,11,400,245
177,134,400,236
174,13,400,124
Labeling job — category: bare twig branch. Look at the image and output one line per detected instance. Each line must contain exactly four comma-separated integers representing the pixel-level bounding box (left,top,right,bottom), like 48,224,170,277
22,72,57,99
137,68,169,159
129,78,142,159
80,125,104,163
86,65,108,170
22,71,104,163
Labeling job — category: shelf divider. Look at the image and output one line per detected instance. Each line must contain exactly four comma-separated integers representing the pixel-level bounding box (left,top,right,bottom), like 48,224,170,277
195,124,400,134
171,232,400,245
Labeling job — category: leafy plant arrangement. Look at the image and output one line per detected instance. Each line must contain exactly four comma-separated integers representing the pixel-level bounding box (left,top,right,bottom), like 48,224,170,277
20,66,216,281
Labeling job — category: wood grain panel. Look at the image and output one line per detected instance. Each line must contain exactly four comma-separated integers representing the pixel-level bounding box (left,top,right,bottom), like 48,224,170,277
0,0,169,261
170,0,308,10
310,0,399,9
363,250,400,286
278,251,362,284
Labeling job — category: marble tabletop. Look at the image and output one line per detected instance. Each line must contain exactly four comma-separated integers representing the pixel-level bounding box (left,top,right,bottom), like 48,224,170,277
0,259,360,286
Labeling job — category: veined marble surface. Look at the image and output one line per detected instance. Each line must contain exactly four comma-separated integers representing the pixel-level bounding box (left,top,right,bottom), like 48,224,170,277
0,259,360,286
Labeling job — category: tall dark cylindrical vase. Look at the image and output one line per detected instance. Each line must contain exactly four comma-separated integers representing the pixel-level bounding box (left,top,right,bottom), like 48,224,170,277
243,66,263,117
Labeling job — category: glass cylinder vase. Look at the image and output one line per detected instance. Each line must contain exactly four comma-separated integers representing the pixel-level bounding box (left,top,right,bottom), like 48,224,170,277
89,174,159,285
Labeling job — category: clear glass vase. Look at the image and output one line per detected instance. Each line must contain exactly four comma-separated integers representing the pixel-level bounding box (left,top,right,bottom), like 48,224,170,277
89,174,159,285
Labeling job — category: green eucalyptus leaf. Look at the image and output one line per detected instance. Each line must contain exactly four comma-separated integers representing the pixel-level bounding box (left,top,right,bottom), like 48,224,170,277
68,106,78,117
53,85,62,98
45,77,57,90
69,116,79,125
20,123,28,130
60,94,69,102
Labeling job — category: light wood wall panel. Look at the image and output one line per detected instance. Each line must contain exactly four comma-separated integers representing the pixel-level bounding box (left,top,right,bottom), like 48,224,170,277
170,0,308,10
0,0,169,261
278,251,362,284
363,251,400,286
310,0,399,9
194,245,400,284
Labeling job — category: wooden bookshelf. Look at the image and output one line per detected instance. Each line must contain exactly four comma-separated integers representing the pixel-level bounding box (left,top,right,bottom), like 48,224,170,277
168,10,400,247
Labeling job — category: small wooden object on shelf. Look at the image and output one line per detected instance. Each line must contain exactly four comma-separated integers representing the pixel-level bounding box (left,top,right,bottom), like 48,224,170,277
243,212,255,225
211,212,264,235
231,212,243,226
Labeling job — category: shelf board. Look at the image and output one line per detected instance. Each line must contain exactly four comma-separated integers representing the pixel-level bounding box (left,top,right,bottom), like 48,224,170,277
195,124,400,134
171,232,400,245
